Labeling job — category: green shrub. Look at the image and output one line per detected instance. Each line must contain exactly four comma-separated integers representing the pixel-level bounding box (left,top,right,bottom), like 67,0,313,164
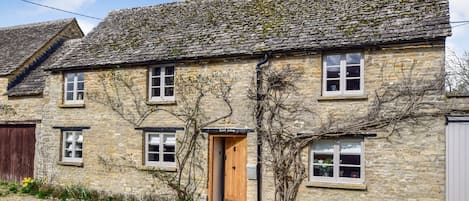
37,184,53,199
21,177,38,194
8,183,18,193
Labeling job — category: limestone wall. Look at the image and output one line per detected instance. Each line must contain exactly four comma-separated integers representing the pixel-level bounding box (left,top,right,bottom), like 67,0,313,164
38,43,446,200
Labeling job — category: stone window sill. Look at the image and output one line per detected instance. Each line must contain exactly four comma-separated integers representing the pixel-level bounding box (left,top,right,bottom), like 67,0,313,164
57,161,83,167
318,95,368,101
305,181,367,190
146,101,176,106
137,166,177,172
59,104,86,108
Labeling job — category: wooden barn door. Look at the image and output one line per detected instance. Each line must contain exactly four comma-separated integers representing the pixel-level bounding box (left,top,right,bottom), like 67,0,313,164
0,125,36,182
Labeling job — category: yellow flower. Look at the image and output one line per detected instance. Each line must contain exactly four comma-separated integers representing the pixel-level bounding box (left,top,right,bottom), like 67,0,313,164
21,177,34,188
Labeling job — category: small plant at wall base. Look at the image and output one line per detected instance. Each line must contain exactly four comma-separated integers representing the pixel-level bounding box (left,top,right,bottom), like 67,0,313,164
0,178,167,201
21,177,38,194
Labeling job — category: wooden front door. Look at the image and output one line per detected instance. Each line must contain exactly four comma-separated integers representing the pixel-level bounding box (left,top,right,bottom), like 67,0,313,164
224,137,247,201
209,135,247,201
0,125,36,182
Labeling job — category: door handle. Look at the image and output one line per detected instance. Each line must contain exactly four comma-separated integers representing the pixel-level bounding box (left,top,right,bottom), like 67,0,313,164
232,166,236,170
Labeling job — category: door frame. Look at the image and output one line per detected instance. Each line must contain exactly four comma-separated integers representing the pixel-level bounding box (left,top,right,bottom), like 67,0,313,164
208,134,247,201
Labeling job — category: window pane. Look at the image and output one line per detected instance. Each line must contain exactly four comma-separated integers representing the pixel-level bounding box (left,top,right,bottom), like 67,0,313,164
313,153,333,164
164,135,176,145
149,145,159,152
65,132,73,141
66,73,74,81
313,141,334,152
163,154,175,162
77,73,84,82
346,53,361,65
75,151,82,158
326,67,340,78
148,135,160,144
346,79,360,91
313,165,333,177
77,82,84,90
340,140,361,154
65,150,73,157
165,87,174,96
152,78,161,86
66,83,74,91
66,92,73,100
66,142,73,150
76,143,83,150
165,67,174,76
152,68,161,76
340,154,360,165
165,77,174,86
346,66,360,77
76,133,83,143
77,92,84,100
340,166,360,178
152,88,161,97
148,153,159,161
164,145,175,152
325,55,340,66
326,80,340,91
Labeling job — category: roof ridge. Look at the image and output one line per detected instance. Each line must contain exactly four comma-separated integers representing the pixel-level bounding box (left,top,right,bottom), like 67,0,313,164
0,18,74,31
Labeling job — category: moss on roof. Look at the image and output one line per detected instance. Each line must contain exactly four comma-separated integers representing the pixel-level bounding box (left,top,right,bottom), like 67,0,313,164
51,0,451,70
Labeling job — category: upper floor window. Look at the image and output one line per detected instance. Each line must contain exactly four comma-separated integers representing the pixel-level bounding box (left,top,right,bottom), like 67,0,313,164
64,73,84,104
145,132,176,167
310,138,364,184
149,66,175,102
323,53,364,96
62,131,83,163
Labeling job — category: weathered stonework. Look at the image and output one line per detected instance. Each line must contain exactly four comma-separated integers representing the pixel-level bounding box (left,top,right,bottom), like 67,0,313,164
36,42,447,200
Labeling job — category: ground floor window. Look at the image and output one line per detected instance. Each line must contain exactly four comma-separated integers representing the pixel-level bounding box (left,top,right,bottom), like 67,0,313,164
62,131,83,163
145,132,176,167
310,138,364,183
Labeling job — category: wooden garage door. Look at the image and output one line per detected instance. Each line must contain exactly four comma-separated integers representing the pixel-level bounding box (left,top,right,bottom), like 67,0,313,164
0,125,36,182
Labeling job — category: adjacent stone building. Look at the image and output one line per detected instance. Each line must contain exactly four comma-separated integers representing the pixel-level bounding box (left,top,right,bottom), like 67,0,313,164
5,0,456,201
0,18,83,182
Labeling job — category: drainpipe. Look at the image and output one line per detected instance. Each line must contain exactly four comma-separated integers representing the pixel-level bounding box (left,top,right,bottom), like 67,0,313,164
256,53,269,201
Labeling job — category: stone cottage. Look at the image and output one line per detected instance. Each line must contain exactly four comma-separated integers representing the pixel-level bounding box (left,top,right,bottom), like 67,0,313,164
34,0,454,201
0,18,83,182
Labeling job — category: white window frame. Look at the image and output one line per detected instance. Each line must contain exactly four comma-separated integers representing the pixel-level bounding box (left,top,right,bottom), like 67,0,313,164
62,131,83,163
322,53,364,96
310,138,364,184
145,132,176,167
64,72,84,104
148,66,175,102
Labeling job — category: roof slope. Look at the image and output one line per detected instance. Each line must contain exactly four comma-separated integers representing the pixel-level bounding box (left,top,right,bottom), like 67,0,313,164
0,18,75,75
7,39,81,96
51,0,451,70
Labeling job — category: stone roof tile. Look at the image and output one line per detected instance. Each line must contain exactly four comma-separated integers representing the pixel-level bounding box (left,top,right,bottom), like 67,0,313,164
50,0,451,70
0,18,75,75
7,39,81,96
